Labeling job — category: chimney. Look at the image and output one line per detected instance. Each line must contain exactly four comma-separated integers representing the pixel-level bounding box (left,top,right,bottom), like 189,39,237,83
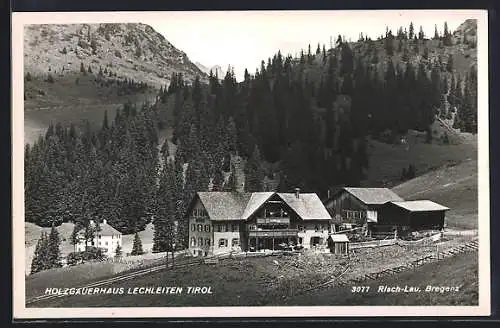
103,219,107,225
294,188,300,199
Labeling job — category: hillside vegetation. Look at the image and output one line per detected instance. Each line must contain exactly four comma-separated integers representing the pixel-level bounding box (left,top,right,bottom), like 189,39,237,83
24,23,209,145
24,23,207,88
393,158,478,229
24,71,157,144
24,19,478,258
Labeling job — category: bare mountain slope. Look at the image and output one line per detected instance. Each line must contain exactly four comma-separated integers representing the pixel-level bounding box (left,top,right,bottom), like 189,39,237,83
24,23,209,144
24,23,208,88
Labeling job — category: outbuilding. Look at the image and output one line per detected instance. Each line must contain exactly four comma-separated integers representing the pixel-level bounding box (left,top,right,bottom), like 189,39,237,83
327,234,350,255
377,200,449,234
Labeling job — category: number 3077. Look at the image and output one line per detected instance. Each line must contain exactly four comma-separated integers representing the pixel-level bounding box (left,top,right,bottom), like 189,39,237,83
351,286,370,293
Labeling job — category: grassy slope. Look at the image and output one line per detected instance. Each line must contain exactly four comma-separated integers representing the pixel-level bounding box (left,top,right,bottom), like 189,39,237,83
25,222,156,275
283,251,478,306
30,251,478,307
24,73,157,144
392,159,478,229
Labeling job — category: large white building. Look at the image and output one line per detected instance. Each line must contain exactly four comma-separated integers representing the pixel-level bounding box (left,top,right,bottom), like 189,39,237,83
75,219,122,257
186,190,334,257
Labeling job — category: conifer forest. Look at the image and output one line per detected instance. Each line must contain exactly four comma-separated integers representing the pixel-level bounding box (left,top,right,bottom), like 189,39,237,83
24,23,478,252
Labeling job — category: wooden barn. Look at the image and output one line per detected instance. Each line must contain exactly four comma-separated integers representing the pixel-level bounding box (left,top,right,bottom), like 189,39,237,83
323,187,404,231
376,200,450,234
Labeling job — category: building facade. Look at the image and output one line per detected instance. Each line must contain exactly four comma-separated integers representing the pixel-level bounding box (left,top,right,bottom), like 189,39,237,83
324,187,404,231
75,219,122,258
376,200,449,234
186,190,333,257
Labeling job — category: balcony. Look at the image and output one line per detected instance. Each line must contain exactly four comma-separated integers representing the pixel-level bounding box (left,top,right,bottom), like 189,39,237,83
248,229,299,238
256,217,290,225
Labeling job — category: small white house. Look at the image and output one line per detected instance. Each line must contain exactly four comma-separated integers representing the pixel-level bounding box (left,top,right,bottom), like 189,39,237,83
75,219,122,258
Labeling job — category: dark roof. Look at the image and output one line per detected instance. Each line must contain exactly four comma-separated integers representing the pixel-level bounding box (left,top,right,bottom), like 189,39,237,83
388,200,450,212
342,187,404,205
195,192,331,221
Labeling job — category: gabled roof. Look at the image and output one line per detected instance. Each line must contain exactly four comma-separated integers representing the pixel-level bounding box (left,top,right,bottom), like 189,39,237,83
389,200,450,212
240,192,275,220
278,193,332,220
194,191,332,221
78,221,122,236
97,222,122,236
329,234,350,242
343,187,404,205
197,192,253,221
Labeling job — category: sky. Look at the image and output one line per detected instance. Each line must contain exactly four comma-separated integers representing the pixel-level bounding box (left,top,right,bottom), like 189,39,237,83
144,10,482,81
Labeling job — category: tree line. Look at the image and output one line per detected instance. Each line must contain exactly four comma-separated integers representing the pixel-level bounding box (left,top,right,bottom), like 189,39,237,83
25,23,477,254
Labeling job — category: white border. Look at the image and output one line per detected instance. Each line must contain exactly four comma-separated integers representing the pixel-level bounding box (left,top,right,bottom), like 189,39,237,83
12,10,490,319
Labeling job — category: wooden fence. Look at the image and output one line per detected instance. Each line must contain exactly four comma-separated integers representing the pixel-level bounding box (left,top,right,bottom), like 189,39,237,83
334,238,478,287
350,238,397,249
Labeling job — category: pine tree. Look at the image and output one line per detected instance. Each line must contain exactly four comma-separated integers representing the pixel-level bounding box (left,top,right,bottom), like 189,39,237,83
131,232,144,255
443,21,453,46
31,232,49,274
409,22,414,40
423,47,429,60
48,225,62,268
224,166,238,192
211,167,224,191
401,167,407,181
446,54,454,72
407,164,416,178
84,221,95,249
115,244,122,258
80,62,86,75
244,145,264,192
418,26,425,40
434,24,439,40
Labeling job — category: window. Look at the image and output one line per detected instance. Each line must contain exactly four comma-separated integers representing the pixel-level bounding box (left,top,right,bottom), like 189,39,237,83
191,224,196,232
98,241,101,246
204,225,211,232
298,225,305,231
191,237,196,247
198,237,203,247
232,238,239,247
193,208,208,218
205,238,211,246
105,241,108,246
98,235,101,239
217,224,227,232
231,224,239,232
298,237,303,244
218,239,228,248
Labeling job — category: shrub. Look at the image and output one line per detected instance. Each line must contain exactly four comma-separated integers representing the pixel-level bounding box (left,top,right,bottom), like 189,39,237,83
114,50,122,58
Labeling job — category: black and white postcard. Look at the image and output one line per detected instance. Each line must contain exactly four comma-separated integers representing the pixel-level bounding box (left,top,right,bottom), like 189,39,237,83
12,10,490,319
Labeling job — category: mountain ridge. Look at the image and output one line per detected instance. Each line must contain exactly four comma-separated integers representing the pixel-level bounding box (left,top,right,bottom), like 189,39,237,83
24,23,209,88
